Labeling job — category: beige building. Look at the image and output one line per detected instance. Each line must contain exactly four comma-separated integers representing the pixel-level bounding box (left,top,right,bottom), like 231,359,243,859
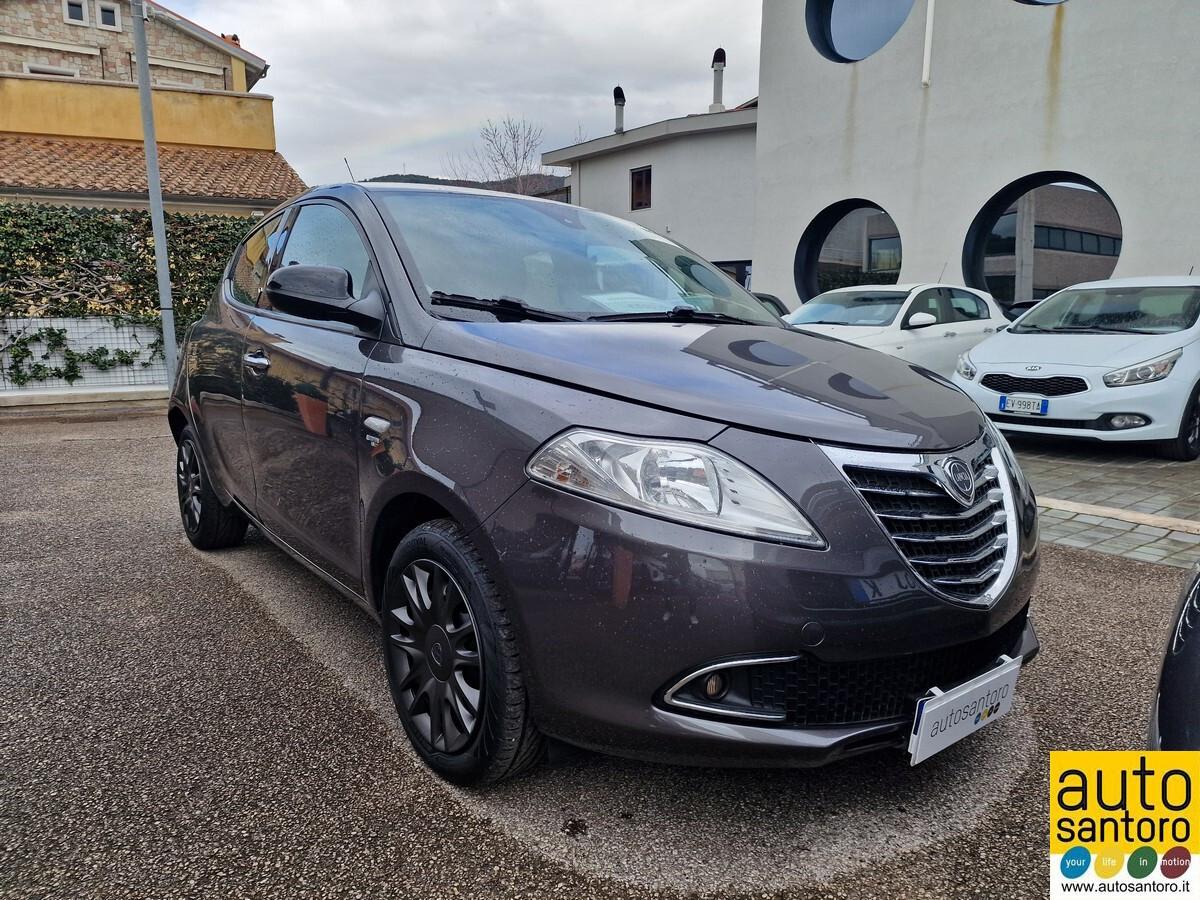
0,0,305,214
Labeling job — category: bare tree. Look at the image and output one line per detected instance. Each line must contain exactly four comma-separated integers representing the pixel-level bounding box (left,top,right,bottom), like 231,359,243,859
444,116,547,195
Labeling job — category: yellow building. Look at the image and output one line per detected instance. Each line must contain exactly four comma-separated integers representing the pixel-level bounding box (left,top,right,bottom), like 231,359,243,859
0,0,305,215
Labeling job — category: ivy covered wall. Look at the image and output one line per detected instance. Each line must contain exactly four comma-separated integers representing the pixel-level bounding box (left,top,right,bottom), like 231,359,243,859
0,202,250,337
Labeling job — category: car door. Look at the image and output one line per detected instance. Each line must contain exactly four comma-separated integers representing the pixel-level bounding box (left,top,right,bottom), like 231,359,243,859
947,288,1000,357
896,288,959,373
241,201,382,595
188,211,289,512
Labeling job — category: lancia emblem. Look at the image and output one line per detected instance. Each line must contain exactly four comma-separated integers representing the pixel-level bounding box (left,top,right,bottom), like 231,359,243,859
940,457,975,507
1025,365,1042,372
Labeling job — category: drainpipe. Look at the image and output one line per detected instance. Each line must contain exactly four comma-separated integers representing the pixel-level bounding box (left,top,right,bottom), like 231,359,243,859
922,0,936,86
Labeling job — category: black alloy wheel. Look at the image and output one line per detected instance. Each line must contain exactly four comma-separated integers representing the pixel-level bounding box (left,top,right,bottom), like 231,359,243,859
177,438,203,534
388,558,482,754
382,519,544,784
174,425,248,550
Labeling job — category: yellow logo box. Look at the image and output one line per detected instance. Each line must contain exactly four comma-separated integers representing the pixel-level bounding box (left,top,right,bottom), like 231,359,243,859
1051,752,1200,856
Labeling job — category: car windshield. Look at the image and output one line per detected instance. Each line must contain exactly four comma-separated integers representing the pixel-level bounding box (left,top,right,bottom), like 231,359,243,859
374,190,779,325
785,290,908,326
1012,286,1200,334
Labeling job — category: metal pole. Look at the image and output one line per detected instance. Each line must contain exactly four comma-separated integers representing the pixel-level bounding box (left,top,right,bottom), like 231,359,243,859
131,0,177,378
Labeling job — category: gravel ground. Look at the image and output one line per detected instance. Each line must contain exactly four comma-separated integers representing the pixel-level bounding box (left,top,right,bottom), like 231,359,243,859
1,416,1191,899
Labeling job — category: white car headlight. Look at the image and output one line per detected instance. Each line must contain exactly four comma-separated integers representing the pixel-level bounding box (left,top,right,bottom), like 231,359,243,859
956,353,978,381
1103,349,1182,387
526,429,825,547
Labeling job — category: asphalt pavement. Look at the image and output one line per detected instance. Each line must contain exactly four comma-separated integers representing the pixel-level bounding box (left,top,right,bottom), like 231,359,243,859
1,416,1191,899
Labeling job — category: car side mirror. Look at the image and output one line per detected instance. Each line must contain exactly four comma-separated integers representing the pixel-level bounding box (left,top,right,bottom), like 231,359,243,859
906,311,938,330
264,265,383,330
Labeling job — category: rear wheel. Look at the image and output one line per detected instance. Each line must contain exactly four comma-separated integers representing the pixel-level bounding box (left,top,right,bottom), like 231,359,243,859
1158,386,1200,461
176,425,248,550
382,519,544,784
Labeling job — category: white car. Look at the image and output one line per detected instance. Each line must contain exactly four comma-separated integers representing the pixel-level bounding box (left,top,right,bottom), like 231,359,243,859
953,277,1200,460
785,283,1006,375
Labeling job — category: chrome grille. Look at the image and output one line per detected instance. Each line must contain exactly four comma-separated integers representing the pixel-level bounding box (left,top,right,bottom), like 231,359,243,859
821,435,1019,606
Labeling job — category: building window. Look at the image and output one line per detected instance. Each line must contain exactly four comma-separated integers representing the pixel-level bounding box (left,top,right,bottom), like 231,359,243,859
630,166,651,210
63,0,88,25
868,236,902,273
807,0,917,63
96,1,121,31
1032,225,1121,257
24,63,80,77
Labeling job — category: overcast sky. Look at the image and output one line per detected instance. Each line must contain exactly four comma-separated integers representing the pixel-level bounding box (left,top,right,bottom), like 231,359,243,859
170,1,762,185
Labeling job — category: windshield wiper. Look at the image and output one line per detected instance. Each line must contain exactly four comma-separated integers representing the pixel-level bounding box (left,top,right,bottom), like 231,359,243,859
1014,323,1157,335
588,305,765,326
429,291,581,322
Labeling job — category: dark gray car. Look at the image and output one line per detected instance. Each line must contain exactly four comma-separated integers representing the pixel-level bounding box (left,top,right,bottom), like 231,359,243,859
169,184,1040,784
1148,566,1200,750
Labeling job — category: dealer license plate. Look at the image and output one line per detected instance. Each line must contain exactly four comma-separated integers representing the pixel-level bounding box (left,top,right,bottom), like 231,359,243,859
908,654,1022,765
999,395,1049,416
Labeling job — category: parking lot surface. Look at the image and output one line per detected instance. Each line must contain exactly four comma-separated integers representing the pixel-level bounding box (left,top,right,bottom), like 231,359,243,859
2,416,1192,899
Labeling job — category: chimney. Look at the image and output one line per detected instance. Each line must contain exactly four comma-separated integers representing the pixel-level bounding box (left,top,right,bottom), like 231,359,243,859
613,86,626,134
709,47,726,113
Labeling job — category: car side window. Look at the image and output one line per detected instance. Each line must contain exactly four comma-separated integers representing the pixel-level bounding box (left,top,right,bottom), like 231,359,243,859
229,214,288,307
273,204,374,303
903,289,948,327
949,289,989,322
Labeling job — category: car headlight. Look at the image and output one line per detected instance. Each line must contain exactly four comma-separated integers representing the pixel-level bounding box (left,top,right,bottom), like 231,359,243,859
956,353,978,381
526,429,825,547
1103,349,1182,387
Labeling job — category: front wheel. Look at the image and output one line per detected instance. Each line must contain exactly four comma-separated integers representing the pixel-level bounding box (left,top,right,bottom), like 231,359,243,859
1158,386,1200,461
176,425,248,550
382,520,544,784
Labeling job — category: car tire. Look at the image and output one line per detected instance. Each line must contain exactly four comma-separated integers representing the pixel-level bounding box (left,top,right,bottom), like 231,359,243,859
1158,385,1200,462
176,425,249,550
382,519,544,785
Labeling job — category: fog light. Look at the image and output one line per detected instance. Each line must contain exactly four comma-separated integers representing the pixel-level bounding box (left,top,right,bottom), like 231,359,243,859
703,672,728,701
1109,414,1148,430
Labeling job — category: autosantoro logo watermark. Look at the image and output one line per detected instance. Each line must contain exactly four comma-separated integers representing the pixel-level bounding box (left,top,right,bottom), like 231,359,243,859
1051,752,1200,897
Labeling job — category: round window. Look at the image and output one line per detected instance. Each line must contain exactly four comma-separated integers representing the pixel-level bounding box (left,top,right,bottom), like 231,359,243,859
962,173,1122,311
794,200,902,301
806,0,917,63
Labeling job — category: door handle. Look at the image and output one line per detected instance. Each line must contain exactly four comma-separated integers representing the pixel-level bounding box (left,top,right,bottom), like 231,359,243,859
943,331,958,338
243,349,270,372
363,416,391,447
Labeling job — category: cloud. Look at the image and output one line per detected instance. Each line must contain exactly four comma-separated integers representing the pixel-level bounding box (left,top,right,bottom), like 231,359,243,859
168,0,762,184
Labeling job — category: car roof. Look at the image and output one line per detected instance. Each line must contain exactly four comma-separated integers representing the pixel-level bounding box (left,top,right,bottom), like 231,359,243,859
819,283,984,295
1063,276,1200,290
311,180,568,207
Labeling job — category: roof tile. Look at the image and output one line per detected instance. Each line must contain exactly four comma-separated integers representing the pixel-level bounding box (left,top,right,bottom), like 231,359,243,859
0,135,307,204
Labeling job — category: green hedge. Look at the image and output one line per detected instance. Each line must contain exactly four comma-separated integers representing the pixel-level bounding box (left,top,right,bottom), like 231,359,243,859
0,203,250,338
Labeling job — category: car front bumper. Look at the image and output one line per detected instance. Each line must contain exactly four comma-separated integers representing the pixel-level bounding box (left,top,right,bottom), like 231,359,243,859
478,433,1040,767
953,368,1189,443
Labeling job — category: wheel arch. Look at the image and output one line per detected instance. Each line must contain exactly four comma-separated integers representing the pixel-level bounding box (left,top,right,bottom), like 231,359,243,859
365,477,504,614
167,404,188,444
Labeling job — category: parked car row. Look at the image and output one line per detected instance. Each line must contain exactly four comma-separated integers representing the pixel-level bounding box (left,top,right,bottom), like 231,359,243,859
785,278,1200,460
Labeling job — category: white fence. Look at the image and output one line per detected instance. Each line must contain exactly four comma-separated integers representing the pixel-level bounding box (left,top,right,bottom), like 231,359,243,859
0,317,167,393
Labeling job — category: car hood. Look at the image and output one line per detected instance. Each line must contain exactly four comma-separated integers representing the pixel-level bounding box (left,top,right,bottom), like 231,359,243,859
970,329,1179,368
422,321,983,451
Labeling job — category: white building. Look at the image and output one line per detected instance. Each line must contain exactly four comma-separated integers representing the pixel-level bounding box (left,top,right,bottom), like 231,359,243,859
545,0,1200,310
542,55,758,287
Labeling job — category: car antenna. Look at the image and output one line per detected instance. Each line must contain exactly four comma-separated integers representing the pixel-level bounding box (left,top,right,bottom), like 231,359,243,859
1190,265,1195,275
938,261,948,281
344,157,358,182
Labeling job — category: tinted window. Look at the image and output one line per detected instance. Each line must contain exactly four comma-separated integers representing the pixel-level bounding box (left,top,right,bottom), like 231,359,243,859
277,204,373,301
229,214,287,307
949,289,988,321
905,289,948,326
